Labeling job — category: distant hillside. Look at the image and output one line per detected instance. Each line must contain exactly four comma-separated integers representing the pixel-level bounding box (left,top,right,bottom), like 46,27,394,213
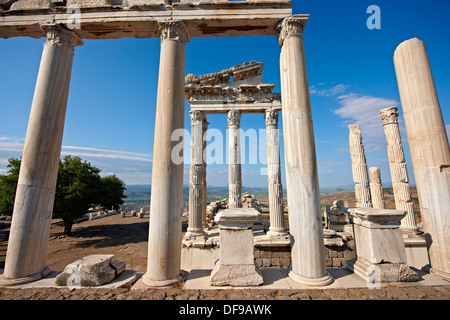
124,184,420,221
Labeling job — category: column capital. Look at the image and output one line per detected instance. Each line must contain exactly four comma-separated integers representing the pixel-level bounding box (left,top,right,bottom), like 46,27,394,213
265,109,279,127
227,109,241,128
41,24,83,48
275,15,309,47
159,20,190,45
189,110,205,124
380,106,399,125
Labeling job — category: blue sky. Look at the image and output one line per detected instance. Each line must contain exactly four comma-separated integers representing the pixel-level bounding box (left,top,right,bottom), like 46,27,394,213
0,0,449,189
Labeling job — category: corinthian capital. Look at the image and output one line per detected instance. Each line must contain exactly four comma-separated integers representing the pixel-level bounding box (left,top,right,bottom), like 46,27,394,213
275,15,309,47
227,110,241,127
159,20,190,45
380,106,399,125
265,109,279,127
189,110,204,123
41,24,83,48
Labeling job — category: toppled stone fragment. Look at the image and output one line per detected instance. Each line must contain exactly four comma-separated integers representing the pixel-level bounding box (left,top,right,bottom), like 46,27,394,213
55,254,126,287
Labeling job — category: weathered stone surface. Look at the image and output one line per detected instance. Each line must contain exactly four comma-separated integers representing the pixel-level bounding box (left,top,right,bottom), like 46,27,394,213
347,207,418,283
394,38,450,277
210,262,264,287
55,254,126,287
211,208,263,286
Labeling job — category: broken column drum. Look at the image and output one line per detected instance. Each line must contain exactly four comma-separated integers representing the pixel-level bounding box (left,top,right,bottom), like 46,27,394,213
393,38,450,278
277,15,332,286
143,21,189,287
348,124,372,208
369,167,385,210
1,25,82,285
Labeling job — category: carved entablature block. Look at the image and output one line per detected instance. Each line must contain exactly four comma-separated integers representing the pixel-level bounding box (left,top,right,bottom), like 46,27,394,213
185,61,263,86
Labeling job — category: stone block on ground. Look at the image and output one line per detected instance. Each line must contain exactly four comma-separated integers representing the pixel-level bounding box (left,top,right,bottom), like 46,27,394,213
55,254,126,287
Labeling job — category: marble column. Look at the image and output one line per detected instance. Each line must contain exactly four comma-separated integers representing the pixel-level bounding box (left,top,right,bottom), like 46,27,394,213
186,110,205,238
0,25,82,285
276,15,332,286
264,109,287,237
143,21,189,287
393,38,450,278
201,118,209,227
369,167,385,209
349,124,373,208
380,106,419,233
227,110,242,209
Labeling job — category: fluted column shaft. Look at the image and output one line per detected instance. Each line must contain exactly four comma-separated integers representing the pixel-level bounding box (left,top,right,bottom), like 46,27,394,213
2,25,82,283
380,106,418,232
186,111,204,237
265,109,287,237
348,124,373,208
393,38,450,277
201,118,209,227
144,21,189,286
227,110,242,209
277,15,332,286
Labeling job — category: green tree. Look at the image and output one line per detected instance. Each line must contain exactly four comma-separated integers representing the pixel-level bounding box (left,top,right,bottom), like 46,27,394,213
98,174,127,211
0,157,21,216
53,156,103,235
0,155,127,236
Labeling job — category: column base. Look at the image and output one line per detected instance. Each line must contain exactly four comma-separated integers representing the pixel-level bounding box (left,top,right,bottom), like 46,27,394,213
288,269,333,287
430,268,450,280
0,266,51,287
267,229,289,238
141,270,188,288
185,229,205,239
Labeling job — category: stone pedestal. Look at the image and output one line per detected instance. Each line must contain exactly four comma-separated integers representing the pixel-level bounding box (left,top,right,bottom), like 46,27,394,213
210,208,263,286
394,38,450,278
346,207,418,283
264,109,287,237
277,15,332,286
326,200,352,233
143,21,189,287
0,25,82,286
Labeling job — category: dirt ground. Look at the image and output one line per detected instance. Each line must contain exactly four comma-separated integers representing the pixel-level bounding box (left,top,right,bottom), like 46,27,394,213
1,213,153,273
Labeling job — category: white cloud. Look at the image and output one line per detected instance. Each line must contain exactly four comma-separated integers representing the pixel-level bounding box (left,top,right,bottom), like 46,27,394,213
333,93,399,148
0,136,153,185
310,83,348,97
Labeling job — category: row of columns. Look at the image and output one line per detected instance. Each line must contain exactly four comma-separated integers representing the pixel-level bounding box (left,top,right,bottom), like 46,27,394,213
9,15,447,288
185,107,288,239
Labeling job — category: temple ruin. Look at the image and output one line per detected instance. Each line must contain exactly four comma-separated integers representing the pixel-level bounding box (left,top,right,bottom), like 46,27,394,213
0,0,449,292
